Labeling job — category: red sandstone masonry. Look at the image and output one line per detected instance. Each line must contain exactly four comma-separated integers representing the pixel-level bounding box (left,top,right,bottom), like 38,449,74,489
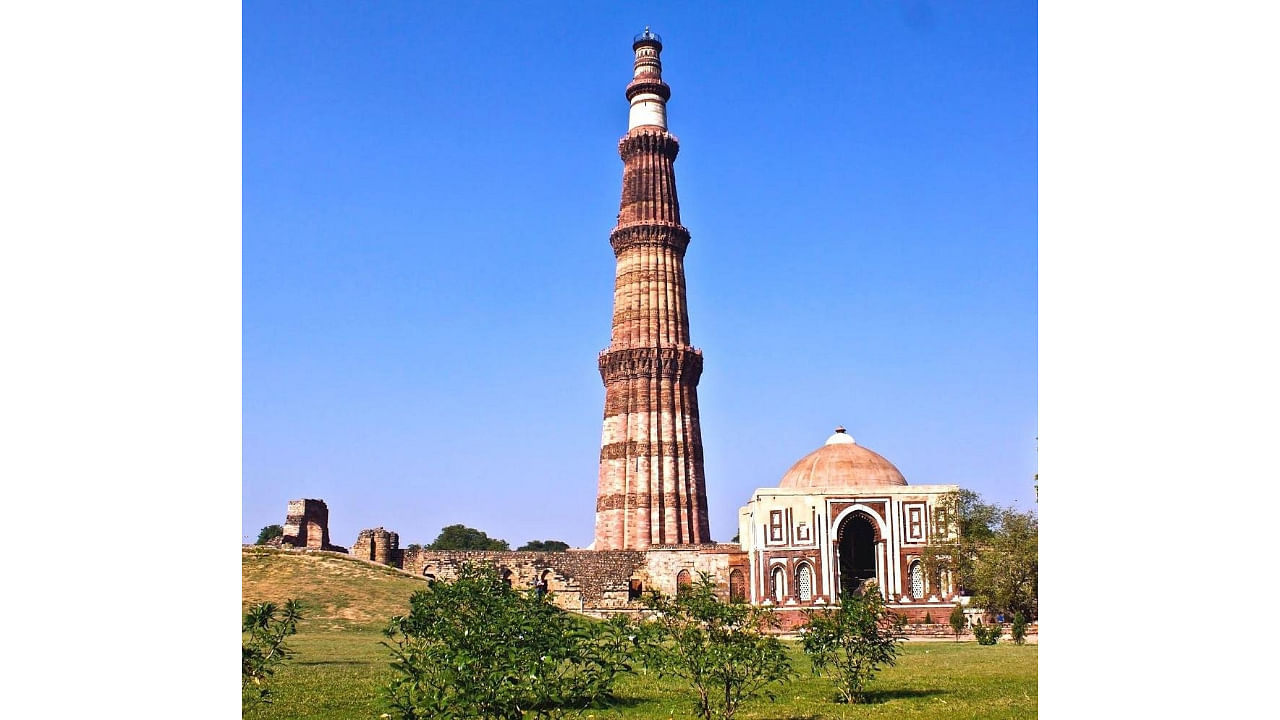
594,37,711,551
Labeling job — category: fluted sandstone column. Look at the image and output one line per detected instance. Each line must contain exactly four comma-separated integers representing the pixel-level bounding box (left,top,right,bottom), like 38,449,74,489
595,29,712,550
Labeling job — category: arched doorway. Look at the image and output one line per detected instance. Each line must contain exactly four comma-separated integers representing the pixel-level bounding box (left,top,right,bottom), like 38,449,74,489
837,512,878,596
728,569,745,603
676,569,692,596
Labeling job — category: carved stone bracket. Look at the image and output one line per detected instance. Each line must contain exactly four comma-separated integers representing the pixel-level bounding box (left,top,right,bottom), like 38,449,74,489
609,222,691,256
598,346,703,383
618,128,680,161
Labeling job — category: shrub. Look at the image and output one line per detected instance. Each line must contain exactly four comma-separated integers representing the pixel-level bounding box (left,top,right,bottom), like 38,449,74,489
382,563,636,719
639,573,792,720
518,540,571,551
801,590,906,704
923,611,934,624
973,621,1001,645
425,524,510,550
948,603,966,642
255,524,283,545
242,599,303,707
1011,611,1028,645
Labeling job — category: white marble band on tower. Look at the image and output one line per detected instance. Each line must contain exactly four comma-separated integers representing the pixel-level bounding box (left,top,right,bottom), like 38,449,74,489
628,93,667,130
628,27,669,130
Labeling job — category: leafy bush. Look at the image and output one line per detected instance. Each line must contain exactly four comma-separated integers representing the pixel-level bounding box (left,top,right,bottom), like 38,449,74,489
923,611,934,624
517,540,570,552
949,603,966,642
801,590,906,704
1011,611,1028,645
255,524,283,545
639,573,792,720
973,621,1001,645
242,599,303,707
382,563,636,719
426,524,510,550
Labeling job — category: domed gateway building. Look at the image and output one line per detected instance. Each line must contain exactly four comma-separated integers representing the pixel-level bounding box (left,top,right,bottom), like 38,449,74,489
737,427,961,624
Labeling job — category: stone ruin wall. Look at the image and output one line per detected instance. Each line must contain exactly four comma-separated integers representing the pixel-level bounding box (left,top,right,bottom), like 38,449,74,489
280,499,335,550
636,544,747,598
398,544,748,618
402,549,647,616
268,499,763,620
351,527,402,567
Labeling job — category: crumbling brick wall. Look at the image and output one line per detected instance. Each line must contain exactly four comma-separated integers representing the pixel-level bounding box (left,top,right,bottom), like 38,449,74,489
401,549,649,615
352,527,402,568
639,544,746,598
399,546,749,617
280,499,333,550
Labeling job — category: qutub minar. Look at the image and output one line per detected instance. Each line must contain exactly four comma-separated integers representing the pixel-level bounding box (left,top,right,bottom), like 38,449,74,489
268,30,973,632
595,28,711,550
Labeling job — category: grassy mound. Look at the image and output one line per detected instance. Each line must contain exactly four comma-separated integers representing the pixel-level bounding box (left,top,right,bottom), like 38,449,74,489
241,547,428,630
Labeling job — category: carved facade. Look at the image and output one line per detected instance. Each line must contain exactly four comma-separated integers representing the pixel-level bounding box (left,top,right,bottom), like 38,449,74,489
737,428,961,626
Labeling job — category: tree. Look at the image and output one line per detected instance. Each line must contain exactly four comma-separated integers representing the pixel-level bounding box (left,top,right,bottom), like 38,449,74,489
517,540,570,552
968,507,1037,620
922,490,1038,620
382,563,636,719
406,543,422,552
638,573,792,720
948,603,966,642
1011,611,1028,645
242,599,303,707
800,588,906,704
255,524,283,545
426,524,510,551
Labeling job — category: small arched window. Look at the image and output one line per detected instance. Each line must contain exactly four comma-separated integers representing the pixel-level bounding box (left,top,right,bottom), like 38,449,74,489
676,569,692,596
729,569,745,602
910,561,924,599
796,563,813,602
771,566,786,602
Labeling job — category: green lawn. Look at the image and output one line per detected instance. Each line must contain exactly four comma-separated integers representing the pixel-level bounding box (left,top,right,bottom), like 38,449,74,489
243,550,1035,719
246,631,1036,720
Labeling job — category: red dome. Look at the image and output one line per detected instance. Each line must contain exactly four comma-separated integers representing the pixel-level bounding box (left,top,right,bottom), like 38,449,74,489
778,428,907,490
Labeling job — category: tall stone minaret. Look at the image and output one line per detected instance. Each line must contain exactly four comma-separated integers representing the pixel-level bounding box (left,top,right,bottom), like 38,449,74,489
595,29,712,550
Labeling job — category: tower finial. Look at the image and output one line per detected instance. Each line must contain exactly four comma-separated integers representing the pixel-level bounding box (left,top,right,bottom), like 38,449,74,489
627,29,669,129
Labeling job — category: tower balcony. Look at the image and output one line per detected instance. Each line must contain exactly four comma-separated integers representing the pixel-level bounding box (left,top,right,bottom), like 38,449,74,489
633,28,663,50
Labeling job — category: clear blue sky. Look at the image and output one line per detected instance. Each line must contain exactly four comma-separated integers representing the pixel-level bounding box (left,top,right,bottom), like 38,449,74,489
243,1,1037,548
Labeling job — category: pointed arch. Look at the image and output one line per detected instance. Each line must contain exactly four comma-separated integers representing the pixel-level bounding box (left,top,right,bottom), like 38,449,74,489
676,569,692,596
728,568,745,602
796,562,814,602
